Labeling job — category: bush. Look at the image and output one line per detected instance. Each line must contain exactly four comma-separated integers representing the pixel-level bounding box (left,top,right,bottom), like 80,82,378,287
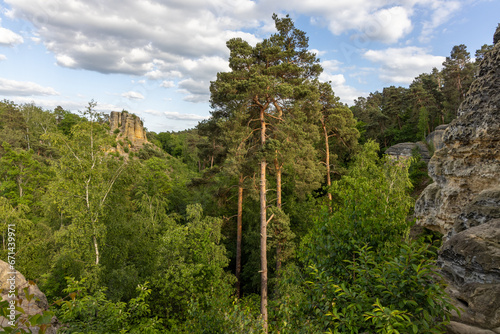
315,243,456,333
271,141,454,333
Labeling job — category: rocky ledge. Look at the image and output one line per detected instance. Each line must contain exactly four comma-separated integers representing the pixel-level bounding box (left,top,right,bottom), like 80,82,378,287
415,25,500,333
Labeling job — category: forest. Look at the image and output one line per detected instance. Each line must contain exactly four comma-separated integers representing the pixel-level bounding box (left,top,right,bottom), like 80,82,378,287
1,15,493,334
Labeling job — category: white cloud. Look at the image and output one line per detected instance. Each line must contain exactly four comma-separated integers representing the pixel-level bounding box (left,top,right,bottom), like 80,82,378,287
321,59,342,73
0,20,23,46
160,80,175,88
363,6,413,44
363,46,445,84
416,0,462,42
121,91,145,100
310,48,327,57
163,111,208,121
0,54,6,61
0,78,59,96
3,0,462,102
320,70,364,105
142,109,163,116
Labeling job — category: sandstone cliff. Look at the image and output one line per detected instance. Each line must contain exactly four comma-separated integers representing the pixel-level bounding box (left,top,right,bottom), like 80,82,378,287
109,110,148,151
415,26,500,334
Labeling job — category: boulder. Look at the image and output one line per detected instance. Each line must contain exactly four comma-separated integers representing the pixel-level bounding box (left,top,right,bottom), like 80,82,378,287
0,260,58,333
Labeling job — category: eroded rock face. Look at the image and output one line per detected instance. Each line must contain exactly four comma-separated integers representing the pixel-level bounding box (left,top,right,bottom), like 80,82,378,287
415,35,500,235
426,124,449,151
385,141,431,162
0,260,58,333
109,111,148,149
415,26,500,333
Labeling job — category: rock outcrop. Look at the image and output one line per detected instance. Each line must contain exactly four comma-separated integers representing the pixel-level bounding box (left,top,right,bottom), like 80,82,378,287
385,141,431,162
0,260,58,333
415,26,500,334
426,124,449,151
385,125,448,163
109,111,148,150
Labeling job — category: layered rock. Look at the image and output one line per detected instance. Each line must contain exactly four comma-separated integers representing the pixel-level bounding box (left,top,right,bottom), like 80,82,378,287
385,141,431,163
109,111,148,149
415,26,500,333
0,260,58,333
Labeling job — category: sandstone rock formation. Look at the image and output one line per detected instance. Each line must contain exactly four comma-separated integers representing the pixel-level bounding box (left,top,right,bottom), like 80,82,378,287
415,26,500,334
0,260,58,333
385,141,431,162
109,110,148,150
426,124,449,151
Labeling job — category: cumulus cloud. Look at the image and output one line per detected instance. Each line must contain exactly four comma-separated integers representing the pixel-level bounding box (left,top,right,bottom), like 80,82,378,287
320,66,364,105
0,54,6,61
160,81,175,88
5,0,257,101
363,47,445,84
0,20,23,46
4,0,461,101
121,91,145,100
0,78,59,96
163,111,208,121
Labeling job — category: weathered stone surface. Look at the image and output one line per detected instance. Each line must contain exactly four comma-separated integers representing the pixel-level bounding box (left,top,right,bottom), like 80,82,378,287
415,27,500,334
446,321,498,334
385,141,431,162
426,124,449,151
454,188,500,233
440,220,500,286
0,260,58,333
109,111,148,149
415,32,500,235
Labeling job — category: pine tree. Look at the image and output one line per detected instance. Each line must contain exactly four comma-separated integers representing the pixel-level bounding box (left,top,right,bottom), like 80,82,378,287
210,14,322,331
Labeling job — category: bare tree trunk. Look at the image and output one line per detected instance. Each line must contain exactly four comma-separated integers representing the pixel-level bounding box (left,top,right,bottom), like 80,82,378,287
259,108,268,333
93,235,100,265
236,174,244,298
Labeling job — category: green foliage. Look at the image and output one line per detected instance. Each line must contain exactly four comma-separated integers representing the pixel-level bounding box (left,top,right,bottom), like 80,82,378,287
300,141,413,280
408,148,431,193
0,297,54,334
182,294,263,333
320,243,456,333
56,278,163,333
149,203,235,326
0,100,27,150
54,106,85,137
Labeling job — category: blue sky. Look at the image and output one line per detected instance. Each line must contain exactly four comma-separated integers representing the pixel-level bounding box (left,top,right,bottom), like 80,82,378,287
0,0,498,132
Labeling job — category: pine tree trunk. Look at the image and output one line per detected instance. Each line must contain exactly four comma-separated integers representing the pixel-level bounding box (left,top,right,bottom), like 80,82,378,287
275,160,282,273
236,174,244,298
259,108,268,333
322,122,332,206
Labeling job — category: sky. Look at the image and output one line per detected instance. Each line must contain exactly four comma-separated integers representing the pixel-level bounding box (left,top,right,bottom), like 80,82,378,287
0,0,498,132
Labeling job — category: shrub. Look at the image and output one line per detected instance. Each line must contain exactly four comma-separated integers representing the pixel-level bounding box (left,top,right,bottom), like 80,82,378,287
318,243,456,333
